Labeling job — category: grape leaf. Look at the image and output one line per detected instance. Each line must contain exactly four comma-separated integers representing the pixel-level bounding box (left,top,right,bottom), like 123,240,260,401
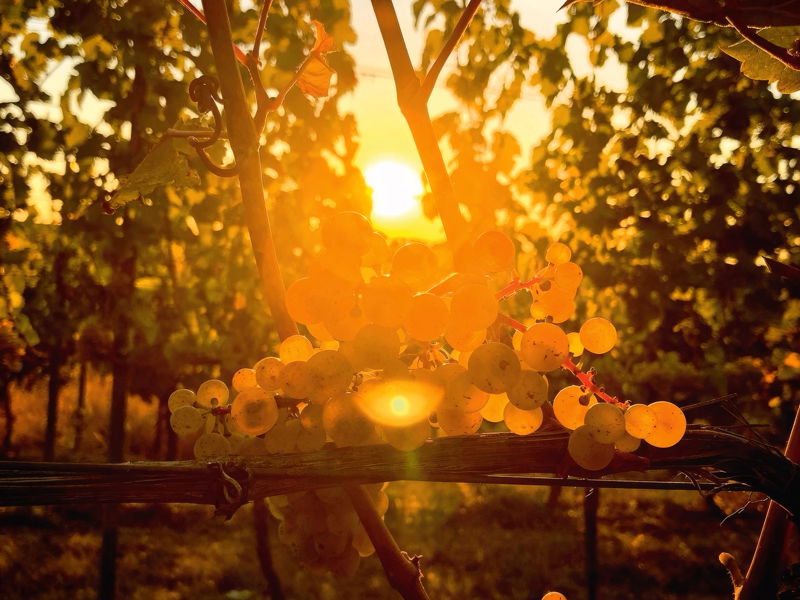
297,20,335,98
723,26,800,93
109,137,199,210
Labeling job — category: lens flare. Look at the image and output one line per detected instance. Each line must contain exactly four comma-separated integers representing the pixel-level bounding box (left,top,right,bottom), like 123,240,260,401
356,379,442,427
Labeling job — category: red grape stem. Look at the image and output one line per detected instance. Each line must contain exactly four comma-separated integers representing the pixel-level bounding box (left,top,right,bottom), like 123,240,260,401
496,314,624,406
495,277,543,300
561,357,623,407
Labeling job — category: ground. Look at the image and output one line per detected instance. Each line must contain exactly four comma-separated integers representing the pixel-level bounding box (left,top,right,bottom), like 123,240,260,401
0,480,776,600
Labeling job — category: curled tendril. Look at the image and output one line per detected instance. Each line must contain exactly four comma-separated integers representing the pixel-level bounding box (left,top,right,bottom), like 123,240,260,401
187,75,240,177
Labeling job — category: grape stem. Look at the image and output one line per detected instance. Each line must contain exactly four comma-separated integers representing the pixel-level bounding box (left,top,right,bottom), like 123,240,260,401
496,314,623,406
494,277,543,300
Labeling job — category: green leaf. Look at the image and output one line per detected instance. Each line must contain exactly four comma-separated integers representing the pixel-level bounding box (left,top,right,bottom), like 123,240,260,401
723,26,800,93
110,137,199,210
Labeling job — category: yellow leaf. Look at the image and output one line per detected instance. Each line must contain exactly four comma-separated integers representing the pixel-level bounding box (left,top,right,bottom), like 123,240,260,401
297,55,335,97
310,20,334,54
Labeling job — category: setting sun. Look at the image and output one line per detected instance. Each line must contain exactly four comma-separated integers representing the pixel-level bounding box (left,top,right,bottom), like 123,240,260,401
363,159,444,241
364,160,422,218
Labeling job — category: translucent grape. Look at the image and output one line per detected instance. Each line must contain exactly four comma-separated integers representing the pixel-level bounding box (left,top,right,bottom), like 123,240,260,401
362,231,390,267
352,324,400,369
481,393,509,423
285,277,319,325
279,334,314,364
168,388,195,413
507,370,548,410
235,435,268,456
307,321,335,342
553,385,597,430
567,425,614,471
232,368,258,391
320,211,372,258
264,418,303,454
450,282,498,330
327,546,361,577
503,404,543,435
403,293,449,342
193,432,232,460
323,392,376,447
196,379,229,408
170,405,203,435
566,332,584,357
437,409,483,436
382,420,431,451
467,342,522,394
361,276,413,329
231,387,279,436
443,371,489,412
530,287,575,324
299,403,324,432
614,431,641,453
352,524,375,557
520,322,569,371
313,530,349,558
644,401,687,448
324,305,367,342
306,350,354,403
624,403,657,439
473,230,515,272
545,242,571,265
512,329,524,351
579,317,617,354
583,402,626,444
254,356,284,391
296,426,326,452
434,362,467,384
445,323,486,352
554,261,583,291
391,242,439,291
279,361,313,399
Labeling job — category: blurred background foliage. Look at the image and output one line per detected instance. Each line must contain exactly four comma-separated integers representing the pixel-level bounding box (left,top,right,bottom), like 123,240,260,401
0,0,798,598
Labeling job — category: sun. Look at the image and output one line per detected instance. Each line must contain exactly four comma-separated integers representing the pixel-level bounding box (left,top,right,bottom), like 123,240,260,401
364,160,423,219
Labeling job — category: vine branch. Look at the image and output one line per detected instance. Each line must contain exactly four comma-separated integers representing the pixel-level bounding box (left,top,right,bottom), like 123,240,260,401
345,485,430,600
370,0,468,256
419,0,483,100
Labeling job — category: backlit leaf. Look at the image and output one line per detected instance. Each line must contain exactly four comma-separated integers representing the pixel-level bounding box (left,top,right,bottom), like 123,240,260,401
110,137,199,210
723,26,800,93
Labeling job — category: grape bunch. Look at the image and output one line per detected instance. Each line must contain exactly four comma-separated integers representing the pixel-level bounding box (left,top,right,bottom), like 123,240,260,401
167,210,688,575
267,484,384,575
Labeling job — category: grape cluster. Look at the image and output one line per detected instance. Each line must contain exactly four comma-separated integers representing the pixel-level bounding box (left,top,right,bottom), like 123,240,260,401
268,484,384,575
167,211,688,575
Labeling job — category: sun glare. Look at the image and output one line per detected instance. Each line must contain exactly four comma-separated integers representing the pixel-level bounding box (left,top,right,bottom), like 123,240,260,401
365,161,423,219
356,380,442,427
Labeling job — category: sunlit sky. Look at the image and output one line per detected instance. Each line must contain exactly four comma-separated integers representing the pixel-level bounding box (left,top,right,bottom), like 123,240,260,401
345,1,575,239
2,1,626,236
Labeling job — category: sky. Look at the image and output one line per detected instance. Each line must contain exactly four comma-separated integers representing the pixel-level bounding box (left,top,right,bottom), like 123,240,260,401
346,0,567,168
343,1,572,237
1,1,601,235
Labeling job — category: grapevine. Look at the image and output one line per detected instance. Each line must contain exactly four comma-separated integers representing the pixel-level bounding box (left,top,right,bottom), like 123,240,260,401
168,211,688,573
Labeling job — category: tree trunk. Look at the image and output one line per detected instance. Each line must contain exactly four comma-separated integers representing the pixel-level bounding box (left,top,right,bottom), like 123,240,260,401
252,499,284,600
1,382,13,456
44,344,63,461
73,362,87,452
